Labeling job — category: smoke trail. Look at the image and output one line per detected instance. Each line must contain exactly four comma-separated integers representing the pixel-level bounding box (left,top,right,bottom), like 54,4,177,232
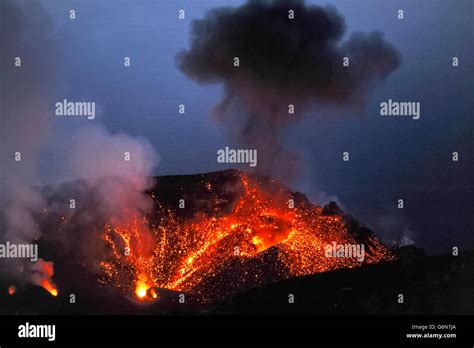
177,0,401,179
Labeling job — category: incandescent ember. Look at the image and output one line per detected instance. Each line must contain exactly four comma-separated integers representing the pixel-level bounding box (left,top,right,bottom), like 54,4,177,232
98,170,395,303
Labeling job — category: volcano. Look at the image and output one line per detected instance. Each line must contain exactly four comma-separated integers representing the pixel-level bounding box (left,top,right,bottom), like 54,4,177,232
1,169,396,313
99,170,394,304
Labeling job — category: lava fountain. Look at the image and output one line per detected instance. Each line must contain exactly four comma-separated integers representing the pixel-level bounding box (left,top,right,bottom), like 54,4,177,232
99,172,394,303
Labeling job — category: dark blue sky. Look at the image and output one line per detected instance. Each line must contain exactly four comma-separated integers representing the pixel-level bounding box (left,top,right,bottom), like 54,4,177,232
33,0,474,252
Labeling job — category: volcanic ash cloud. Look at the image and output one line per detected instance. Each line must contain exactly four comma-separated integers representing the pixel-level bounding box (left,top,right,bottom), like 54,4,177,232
177,0,401,179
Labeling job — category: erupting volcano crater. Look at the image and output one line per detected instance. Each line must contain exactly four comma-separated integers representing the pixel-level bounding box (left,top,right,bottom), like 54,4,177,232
6,170,395,312
87,170,393,302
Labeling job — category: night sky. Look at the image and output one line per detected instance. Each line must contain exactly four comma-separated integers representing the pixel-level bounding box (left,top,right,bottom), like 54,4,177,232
3,0,473,253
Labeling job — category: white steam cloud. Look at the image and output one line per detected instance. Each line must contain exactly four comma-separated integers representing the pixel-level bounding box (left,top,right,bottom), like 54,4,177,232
0,1,159,290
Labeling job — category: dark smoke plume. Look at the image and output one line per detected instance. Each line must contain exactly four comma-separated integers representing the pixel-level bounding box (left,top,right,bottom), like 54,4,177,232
177,0,401,179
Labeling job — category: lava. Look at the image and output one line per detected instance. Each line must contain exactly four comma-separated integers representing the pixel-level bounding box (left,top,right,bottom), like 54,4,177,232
150,288,158,299
99,172,395,303
40,279,58,297
8,285,15,295
135,284,147,298
134,274,156,300
31,259,59,297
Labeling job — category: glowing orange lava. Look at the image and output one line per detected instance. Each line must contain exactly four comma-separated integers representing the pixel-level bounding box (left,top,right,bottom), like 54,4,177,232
135,283,148,298
150,288,158,299
134,273,155,300
41,280,58,297
30,259,58,297
8,285,15,295
100,172,395,303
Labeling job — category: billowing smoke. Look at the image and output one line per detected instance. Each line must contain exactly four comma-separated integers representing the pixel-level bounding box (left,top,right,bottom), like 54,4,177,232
177,0,401,179
0,1,159,290
0,0,57,283
66,125,158,228
51,125,160,272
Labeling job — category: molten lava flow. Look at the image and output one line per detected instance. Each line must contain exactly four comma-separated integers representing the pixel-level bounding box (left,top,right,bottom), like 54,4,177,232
41,279,58,297
100,172,395,303
31,259,59,297
8,285,16,295
150,289,158,299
